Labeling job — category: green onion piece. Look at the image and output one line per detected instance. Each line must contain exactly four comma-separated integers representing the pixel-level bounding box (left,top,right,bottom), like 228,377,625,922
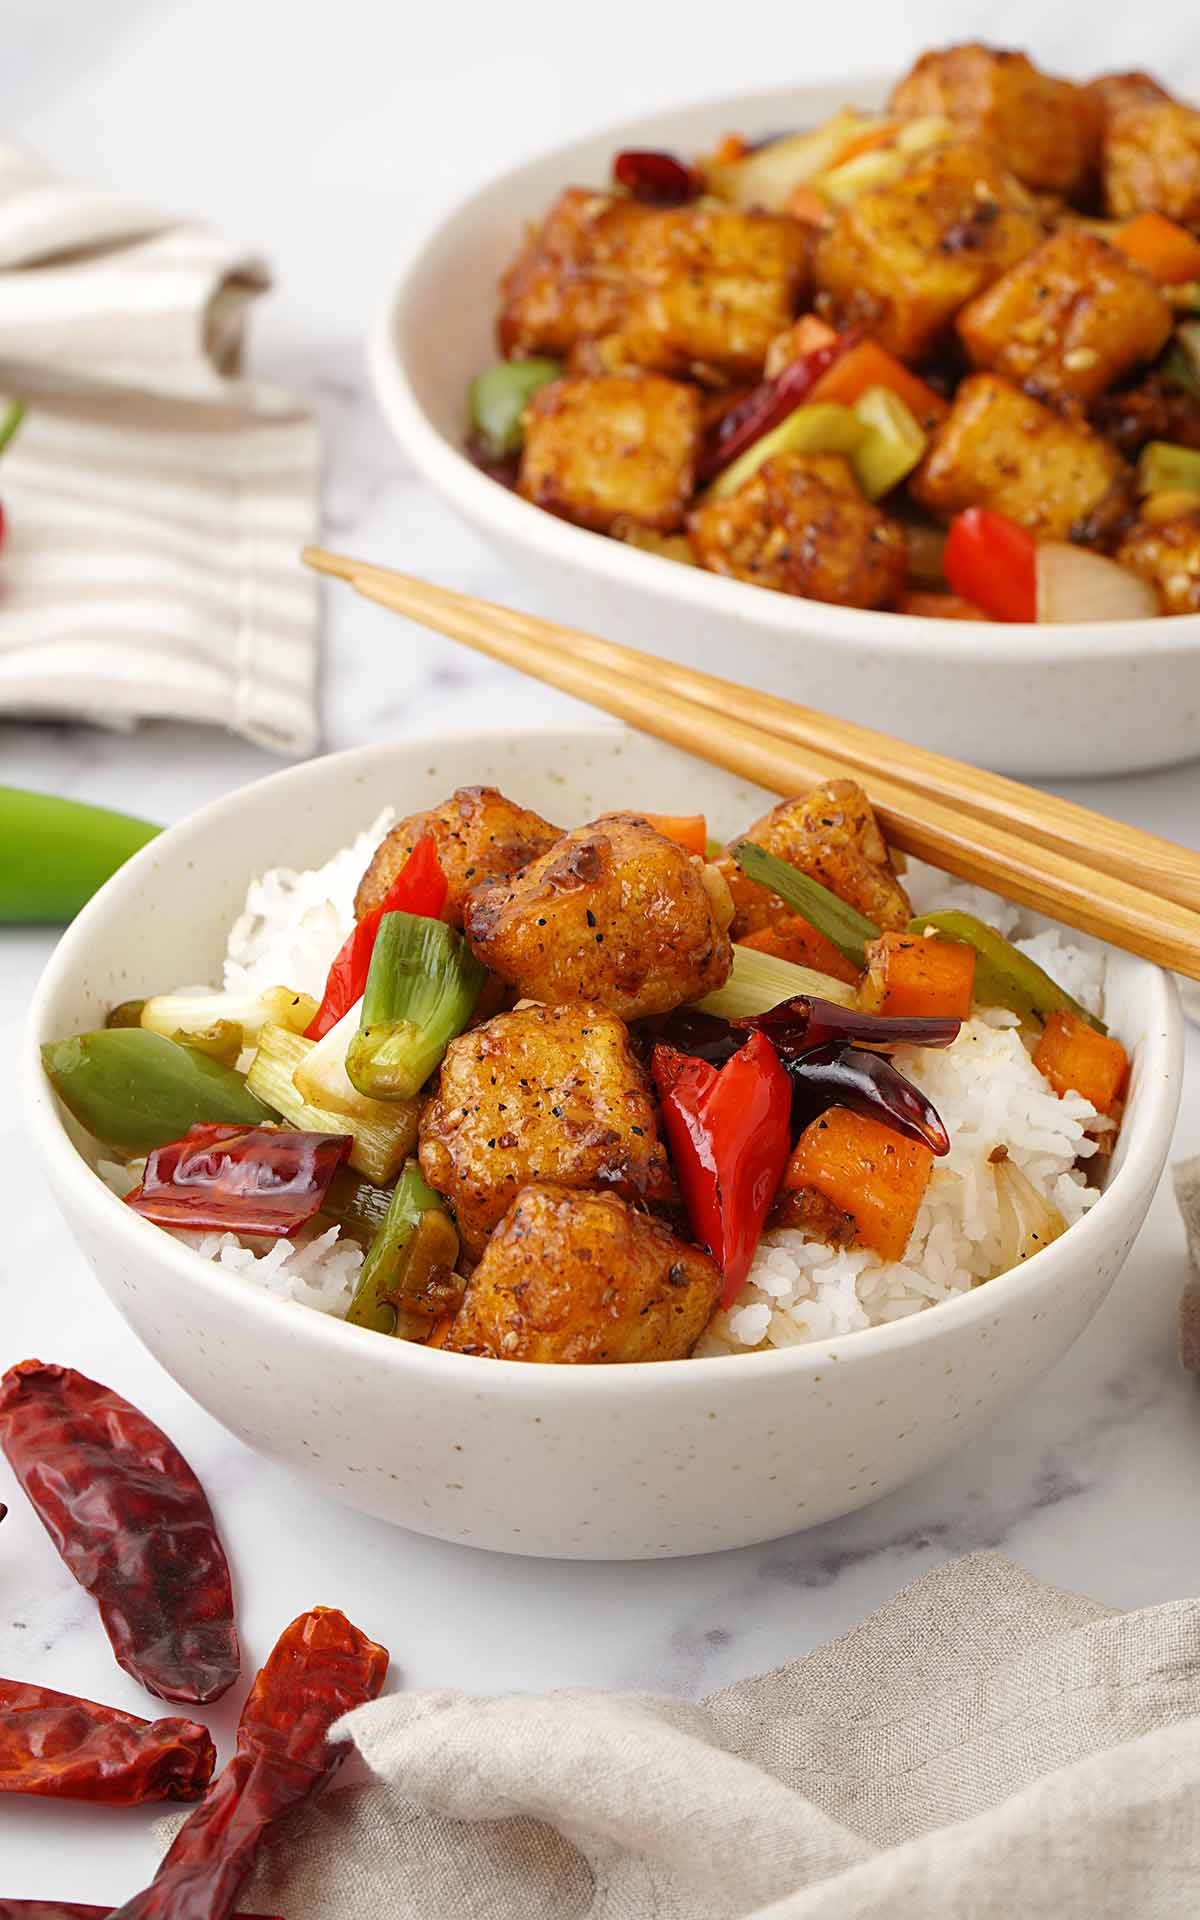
1136,440,1200,496
907,910,1105,1033
319,1165,396,1244
346,912,485,1102
347,1160,460,1337
708,403,867,502
41,1028,277,1155
246,1023,418,1183
106,999,147,1029
469,358,562,459
170,1020,243,1067
141,986,317,1045
851,386,927,499
732,841,880,967
695,942,856,1019
1161,322,1200,398
0,787,160,925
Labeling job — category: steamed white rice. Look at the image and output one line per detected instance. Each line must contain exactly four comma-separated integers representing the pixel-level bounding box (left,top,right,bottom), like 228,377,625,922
137,829,1116,1348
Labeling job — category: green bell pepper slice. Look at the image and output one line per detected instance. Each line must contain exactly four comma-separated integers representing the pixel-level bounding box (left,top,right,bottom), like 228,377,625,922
41,1028,278,1155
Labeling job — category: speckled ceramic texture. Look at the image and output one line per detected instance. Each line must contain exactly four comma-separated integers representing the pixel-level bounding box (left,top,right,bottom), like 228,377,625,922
26,729,1183,1558
370,75,1200,780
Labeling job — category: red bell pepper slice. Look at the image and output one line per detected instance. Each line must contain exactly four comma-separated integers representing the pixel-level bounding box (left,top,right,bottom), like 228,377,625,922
125,1123,351,1235
942,507,1038,623
653,1030,793,1309
304,832,447,1041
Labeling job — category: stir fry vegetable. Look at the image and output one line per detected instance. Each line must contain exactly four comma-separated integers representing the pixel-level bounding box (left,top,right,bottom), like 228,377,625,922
943,507,1038,622
696,941,856,1018
347,1161,461,1336
653,1032,793,1307
346,912,485,1101
860,929,977,1020
124,1124,351,1236
1137,441,1200,495
305,832,446,1042
40,1029,277,1155
139,986,316,1050
1033,1009,1129,1113
245,1025,417,1183
469,357,563,460
732,842,881,967
907,910,1105,1031
783,1107,934,1263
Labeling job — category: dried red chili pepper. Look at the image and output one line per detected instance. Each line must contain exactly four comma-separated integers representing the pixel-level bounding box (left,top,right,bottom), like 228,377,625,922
0,1362,239,1706
109,1607,388,1920
125,1123,351,1235
305,831,447,1040
612,147,699,205
697,332,858,482
0,1905,279,1918
784,1042,951,1155
0,1676,215,1804
737,995,961,1058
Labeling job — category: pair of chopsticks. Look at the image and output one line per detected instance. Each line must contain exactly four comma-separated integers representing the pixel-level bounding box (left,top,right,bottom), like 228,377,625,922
303,545,1200,983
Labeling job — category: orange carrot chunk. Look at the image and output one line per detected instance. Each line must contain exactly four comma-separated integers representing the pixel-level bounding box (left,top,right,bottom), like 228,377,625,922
1033,1009,1128,1114
643,812,708,856
860,930,977,1020
1115,211,1200,286
783,1106,933,1263
738,916,861,985
809,338,949,429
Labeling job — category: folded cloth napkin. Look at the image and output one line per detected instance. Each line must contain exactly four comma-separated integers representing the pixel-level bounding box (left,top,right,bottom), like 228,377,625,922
0,142,319,753
158,1551,1200,1917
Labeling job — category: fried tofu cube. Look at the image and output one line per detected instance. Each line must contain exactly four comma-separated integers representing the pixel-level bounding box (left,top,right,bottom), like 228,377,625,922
812,141,1043,364
517,373,701,534
355,787,561,930
1092,374,1200,459
1116,506,1200,613
1101,101,1200,226
418,1003,669,1258
911,373,1132,540
463,814,733,1021
957,229,1172,406
687,452,908,609
444,1184,721,1363
1085,71,1173,125
498,187,809,382
717,778,912,939
888,43,1101,197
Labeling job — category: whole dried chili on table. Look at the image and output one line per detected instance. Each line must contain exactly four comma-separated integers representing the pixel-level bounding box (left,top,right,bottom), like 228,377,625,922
0,1362,239,1705
110,1606,388,1920
0,1677,215,1804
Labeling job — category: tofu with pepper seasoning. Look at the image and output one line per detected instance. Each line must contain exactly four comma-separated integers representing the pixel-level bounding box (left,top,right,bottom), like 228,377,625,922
1116,505,1200,613
1085,71,1173,125
463,814,734,1022
1100,101,1200,226
888,44,1101,197
498,187,809,384
443,1183,721,1363
418,1003,670,1258
687,452,908,609
911,373,1133,541
811,141,1044,364
957,229,1172,408
517,373,701,534
716,778,912,940
354,787,561,930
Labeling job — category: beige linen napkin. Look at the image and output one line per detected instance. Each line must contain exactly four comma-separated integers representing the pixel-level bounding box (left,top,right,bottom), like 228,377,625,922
0,142,318,753
162,1552,1200,1917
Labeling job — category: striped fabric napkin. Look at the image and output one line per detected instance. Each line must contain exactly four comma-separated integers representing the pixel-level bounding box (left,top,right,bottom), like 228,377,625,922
0,142,319,754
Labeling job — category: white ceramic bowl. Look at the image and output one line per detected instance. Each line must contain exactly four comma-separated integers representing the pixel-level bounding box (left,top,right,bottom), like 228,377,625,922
370,76,1200,779
28,728,1183,1559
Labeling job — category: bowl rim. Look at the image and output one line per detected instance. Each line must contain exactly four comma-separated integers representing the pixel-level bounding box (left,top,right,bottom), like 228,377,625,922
369,72,1200,661
26,726,1184,1396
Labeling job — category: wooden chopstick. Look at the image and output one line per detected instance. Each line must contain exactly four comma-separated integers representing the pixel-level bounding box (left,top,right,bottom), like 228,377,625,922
303,546,1200,982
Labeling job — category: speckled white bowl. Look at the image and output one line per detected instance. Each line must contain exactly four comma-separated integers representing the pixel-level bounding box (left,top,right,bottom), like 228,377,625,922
27,729,1183,1558
370,75,1200,778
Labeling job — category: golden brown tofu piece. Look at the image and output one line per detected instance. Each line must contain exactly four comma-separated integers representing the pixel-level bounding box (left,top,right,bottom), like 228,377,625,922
419,1002,669,1259
355,787,561,931
443,1183,720,1363
1092,374,1200,459
957,229,1172,407
1085,72,1173,125
687,452,908,609
888,44,1100,197
911,373,1132,540
1116,507,1200,613
1101,102,1200,225
498,187,809,383
463,814,733,1021
517,373,700,535
718,778,911,939
812,141,1043,364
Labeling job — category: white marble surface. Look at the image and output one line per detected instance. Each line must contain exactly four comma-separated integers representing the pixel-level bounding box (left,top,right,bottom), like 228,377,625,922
3,0,1200,1904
